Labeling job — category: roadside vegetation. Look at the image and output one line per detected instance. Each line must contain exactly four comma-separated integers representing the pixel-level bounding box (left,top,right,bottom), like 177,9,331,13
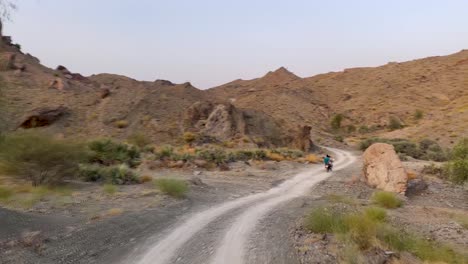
304,194,467,264
0,130,322,207
359,137,448,161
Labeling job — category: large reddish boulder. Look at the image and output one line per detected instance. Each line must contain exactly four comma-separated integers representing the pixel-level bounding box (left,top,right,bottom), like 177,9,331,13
363,143,408,194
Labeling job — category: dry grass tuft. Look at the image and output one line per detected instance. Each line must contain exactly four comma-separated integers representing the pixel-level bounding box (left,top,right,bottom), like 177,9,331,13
114,120,129,128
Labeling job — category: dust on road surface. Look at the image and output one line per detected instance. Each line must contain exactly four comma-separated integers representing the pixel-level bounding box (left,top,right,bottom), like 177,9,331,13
132,148,356,264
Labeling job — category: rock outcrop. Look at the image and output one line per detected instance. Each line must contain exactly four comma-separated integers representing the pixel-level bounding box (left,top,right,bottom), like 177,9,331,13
294,125,314,152
362,143,408,194
19,107,69,129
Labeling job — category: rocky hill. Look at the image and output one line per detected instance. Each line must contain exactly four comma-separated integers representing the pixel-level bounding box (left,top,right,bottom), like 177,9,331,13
208,51,468,146
0,31,466,148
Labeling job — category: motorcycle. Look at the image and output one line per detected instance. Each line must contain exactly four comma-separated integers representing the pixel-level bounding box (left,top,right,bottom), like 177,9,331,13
326,161,333,172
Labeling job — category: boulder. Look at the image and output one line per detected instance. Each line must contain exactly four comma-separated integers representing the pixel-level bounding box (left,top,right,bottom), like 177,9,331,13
362,143,408,194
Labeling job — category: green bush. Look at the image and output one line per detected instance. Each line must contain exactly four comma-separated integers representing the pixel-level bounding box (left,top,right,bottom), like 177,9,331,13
371,191,403,209
79,164,138,184
304,207,345,233
358,125,369,134
364,207,387,222
103,183,118,195
330,114,344,130
154,178,189,198
346,125,356,134
445,138,468,184
388,116,403,130
196,148,228,164
88,139,141,167
156,145,175,160
127,132,151,148
0,186,13,200
360,137,446,161
414,109,424,120
0,131,88,186
377,225,466,263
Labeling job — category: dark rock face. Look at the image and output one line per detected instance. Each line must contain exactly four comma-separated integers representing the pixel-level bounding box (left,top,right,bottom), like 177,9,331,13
19,107,69,129
294,125,314,152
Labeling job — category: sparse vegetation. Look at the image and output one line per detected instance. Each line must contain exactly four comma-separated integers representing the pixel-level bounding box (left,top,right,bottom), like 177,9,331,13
445,138,468,184
371,191,402,209
182,132,197,144
330,114,344,130
103,184,117,195
79,164,139,185
114,120,129,128
154,178,189,198
0,186,13,200
414,109,424,120
88,139,141,167
127,132,151,148
0,131,88,186
305,206,467,263
388,116,403,130
138,175,153,183
359,137,447,161
358,125,369,134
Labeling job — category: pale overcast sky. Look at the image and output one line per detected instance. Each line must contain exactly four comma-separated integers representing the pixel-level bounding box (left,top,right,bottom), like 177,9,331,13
4,0,468,88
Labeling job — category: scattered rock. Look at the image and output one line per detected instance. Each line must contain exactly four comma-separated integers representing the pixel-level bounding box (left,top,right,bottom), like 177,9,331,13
100,88,111,99
219,163,230,171
189,177,205,186
406,178,428,197
362,143,408,194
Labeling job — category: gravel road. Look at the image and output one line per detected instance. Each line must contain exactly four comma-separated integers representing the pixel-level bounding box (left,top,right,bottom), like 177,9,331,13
131,148,356,264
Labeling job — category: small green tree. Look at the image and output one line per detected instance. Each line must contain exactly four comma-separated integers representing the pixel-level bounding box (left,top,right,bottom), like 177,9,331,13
388,116,403,130
414,109,424,120
445,138,468,184
330,114,344,130
0,131,87,186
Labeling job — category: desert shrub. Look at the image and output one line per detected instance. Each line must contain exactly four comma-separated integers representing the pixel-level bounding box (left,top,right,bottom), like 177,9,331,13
343,213,376,249
0,186,13,200
88,139,141,167
0,131,88,186
103,164,139,185
414,109,424,120
334,135,344,142
271,148,304,159
364,207,387,222
156,145,175,160
445,138,468,184
304,154,320,163
79,164,138,184
138,175,153,183
195,148,226,164
388,116,403,130
127,132,151,148
114,120,129,128
78,164,103,182
229,149,267,161
266,152,285,162
346,125,356,134
358,125,369,134
182,132,197,144
304,207,344,233
377,225,466,263
103,184,117,195
330,114,344,130
371,191,402,209
154,178,188,198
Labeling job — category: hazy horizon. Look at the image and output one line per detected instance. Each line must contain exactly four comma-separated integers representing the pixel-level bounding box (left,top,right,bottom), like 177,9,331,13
5,0,468,88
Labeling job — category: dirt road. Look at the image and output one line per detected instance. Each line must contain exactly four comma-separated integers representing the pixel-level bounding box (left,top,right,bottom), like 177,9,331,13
130,148,356,264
